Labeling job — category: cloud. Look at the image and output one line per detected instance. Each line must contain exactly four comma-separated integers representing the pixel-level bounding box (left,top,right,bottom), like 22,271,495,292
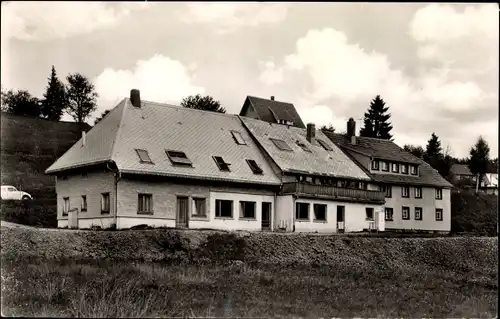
1,2,152,41
88,54,205,124
180,2,288,33
258,61,283,86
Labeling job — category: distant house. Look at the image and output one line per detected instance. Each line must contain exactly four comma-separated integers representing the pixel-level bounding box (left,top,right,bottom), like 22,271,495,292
323,118,452,232
482,171,498,195
239,95,306,129
450,164,476,183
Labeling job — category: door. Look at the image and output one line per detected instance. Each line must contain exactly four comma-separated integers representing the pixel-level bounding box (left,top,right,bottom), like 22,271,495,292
176,196,189,228
261,202,272,230
336,205,345,232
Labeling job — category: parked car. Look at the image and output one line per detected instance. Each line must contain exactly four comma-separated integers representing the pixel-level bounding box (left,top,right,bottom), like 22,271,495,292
0,185,33,200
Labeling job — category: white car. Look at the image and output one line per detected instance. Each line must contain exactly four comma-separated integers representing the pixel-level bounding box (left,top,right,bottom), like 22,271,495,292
0,185,33,200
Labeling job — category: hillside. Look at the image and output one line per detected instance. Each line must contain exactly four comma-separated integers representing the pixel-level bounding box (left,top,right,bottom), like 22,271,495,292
0,112,90,199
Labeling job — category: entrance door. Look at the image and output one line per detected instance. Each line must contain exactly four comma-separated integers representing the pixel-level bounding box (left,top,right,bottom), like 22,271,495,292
336,205,345,232
176,196,189,228
261,202,272,230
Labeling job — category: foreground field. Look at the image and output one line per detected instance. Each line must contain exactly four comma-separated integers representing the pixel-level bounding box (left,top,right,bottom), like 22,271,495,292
1,227,498,317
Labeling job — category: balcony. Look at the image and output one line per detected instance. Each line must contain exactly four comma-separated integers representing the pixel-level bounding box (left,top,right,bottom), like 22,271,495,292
281,182,386,204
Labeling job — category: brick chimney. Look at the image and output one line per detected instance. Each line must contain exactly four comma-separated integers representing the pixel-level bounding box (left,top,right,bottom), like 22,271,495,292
306,123,316,144
130,89,141,108
270,96,275,101
347,118,356,145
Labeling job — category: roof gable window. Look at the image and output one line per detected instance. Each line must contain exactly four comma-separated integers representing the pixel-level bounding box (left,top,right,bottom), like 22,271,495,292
166,150,192,166
270,138,293,151
296,140,312,153
135,149,153,164
213,156,231,171
231,131,246,145
246,159,263,174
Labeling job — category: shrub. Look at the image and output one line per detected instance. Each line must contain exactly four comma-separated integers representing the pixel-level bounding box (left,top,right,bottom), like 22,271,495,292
197,233,247,263
0,199,57,227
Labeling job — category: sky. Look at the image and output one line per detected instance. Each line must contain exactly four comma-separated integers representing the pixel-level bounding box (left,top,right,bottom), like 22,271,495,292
1,2,498,158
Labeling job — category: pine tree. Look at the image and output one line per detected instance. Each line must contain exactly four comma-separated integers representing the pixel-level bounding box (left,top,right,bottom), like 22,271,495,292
469,136,490,187
423,132,445,174
66,73,99,124
41,66,67,121
359,95,393,140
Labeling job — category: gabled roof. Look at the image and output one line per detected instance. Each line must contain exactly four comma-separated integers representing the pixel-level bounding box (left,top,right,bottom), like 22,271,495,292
46,98,281,186
325,132,421,164
239,117,371,181
451,163,473,176
240,96,306,129
323,132,452,188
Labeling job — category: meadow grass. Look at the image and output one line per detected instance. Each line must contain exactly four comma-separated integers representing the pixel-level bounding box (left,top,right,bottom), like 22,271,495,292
1,257,497,318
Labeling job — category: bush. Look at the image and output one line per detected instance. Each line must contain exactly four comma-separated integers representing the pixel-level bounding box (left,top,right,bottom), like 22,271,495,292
197,233,247,263
451,192,497,236
0,199,57,228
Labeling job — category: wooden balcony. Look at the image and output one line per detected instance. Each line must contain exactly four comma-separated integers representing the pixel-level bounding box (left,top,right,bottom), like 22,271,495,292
281,182,386,204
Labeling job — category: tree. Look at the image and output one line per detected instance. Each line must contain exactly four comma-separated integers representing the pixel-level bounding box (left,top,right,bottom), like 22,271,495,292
180,94,226,113
403,144,425,159
66,73,98,123
94,109,111,125
1,89,42,117
41,66,67,121
320,124,335,133
469,136,490,187
359,95,393,140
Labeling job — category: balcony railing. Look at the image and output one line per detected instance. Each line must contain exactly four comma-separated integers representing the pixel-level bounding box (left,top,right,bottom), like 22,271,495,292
281,182,386,203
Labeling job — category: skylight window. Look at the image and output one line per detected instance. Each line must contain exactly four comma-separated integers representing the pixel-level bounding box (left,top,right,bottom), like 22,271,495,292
213,156,231,171
296,140,312,153
246,159,263,174
231,131,246,145
317,139,333,151
135,149,153,164
270,138,293,151
166,150,192,166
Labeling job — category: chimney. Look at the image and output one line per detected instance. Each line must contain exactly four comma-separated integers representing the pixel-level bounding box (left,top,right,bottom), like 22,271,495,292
270,96,275,101
130,89,141,108
306,123,316,143
82,131,86,147
347,118,356,145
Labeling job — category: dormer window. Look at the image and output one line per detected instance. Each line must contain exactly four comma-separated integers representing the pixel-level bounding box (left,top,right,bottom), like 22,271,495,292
371,160,379,171
270,138,293,151
135,149,153,164
278,119,293,125
246,159,263,174
213,156,231,171
410,165,418,175
381,161,389,172
231,131,246,145
391,163,399,173
296,140,312,153
166,150,192,166
401,164,408,174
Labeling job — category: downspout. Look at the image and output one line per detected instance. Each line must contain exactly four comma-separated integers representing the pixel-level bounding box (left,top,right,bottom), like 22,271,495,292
107,161,121,228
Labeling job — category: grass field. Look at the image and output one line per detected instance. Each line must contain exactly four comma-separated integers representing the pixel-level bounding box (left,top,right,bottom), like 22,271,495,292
1,228,498,317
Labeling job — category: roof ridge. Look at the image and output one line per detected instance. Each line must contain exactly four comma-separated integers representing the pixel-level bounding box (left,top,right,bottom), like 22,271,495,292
140,98,239,119
110,98,128,163
247,95,294,105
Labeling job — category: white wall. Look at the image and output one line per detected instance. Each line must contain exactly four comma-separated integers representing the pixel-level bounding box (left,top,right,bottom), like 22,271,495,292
275,195,293,231
384,186,451,231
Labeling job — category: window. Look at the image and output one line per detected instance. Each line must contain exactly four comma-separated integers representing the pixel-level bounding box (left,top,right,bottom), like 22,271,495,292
402,186,409,198
81,195,87,212
135,149,153,164
317,139,333,151
270,138,293,151
435,208,443,221
381,161,389,171
246,159,263,174
215,199,233,218
365,208,374,221
435,188,443,200
213,156,231,171
296,202,310,220
402,206,410,220
385,207,393,221
166,150,192,166
371,160,379,171
240,201,256,219
401,164,408,174
415,187,422,199
314,204,327,221
63,197,70,216
101,193,110,214
138,194,153,214
392,163,399,173
192,198,206,217
410,165,418,175
231,131,246,145
296,140,312,152
380,185,392,198
415,207,422,220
